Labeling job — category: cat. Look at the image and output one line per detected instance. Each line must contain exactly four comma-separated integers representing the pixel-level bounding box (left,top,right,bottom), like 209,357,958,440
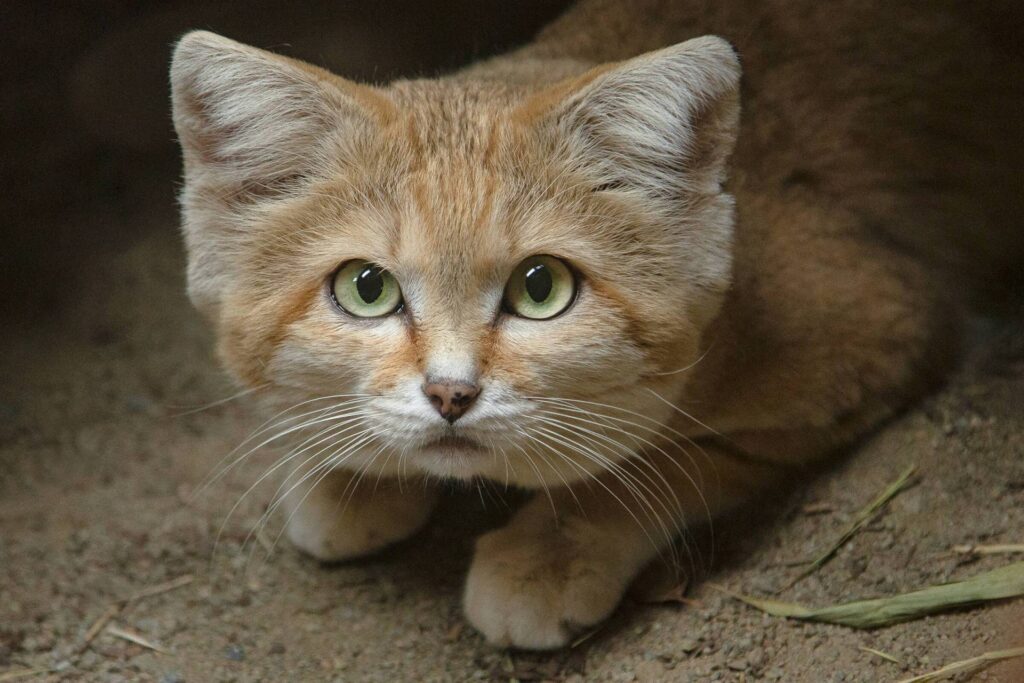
170,0,1023,649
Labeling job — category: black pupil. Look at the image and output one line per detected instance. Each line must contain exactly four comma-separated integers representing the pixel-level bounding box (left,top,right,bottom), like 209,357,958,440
355,266,385,303
524,263,553,303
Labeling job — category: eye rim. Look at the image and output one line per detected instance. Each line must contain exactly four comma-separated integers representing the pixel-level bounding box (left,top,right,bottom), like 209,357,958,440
328,259,404,319
502,254,579,321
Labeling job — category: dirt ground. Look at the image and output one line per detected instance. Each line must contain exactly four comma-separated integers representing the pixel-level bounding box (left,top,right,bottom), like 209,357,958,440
3,3,1024,682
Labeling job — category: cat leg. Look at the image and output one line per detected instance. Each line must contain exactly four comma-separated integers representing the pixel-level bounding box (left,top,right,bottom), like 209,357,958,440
284,466,439,562
464,445,774,649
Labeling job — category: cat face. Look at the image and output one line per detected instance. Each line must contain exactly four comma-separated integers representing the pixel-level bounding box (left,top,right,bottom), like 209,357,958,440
171,32,740,485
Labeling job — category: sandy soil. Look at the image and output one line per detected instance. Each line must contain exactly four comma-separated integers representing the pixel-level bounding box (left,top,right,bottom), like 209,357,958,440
3,3,1023,682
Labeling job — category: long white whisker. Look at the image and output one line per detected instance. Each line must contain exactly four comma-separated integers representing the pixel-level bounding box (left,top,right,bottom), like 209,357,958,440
532,407,703,525
169,382,267,417
213,414,370,559
532,398,715,505
512,434,584,516
250,429,378,566
644,387,724,439
646,345,713,377
531,415,690,572
194,396,375,499
523,425,667,559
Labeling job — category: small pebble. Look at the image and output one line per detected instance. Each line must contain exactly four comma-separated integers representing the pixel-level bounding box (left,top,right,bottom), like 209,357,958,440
727,658,748,672
679,638,700,654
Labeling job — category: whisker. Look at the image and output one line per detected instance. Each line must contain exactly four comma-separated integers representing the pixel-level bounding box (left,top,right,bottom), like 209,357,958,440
213,414,370,560
512,431,586,516
249,429,378,567
517,436,558,518
168,382,268,417
530,395,720,571
530,397,716,508
644,387,724,439
532,402,713,569
193,395,375,500
530,415,692,573
532,406,706,523
645,345,713,377
523,425,669,561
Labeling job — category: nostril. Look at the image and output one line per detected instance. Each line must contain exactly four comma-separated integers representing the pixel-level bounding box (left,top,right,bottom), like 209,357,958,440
422,380,480,423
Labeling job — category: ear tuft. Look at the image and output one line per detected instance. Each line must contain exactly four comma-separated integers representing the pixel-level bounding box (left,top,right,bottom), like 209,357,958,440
560,36,741,198
171,31,350,197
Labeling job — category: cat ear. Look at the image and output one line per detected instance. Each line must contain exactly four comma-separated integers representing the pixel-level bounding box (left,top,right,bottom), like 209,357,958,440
170,31,390,316
171,30,387,198
553,36,741,198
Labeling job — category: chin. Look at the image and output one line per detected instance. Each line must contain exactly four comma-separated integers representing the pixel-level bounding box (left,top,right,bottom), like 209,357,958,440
412,440,497,481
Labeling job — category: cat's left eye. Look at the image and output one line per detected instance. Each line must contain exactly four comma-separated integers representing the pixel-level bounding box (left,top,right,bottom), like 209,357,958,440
330,260,403,318
504,255,577,320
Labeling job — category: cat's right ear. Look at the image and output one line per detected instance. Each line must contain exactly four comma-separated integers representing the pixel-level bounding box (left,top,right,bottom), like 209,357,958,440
170,31,392,316
171,31,391,196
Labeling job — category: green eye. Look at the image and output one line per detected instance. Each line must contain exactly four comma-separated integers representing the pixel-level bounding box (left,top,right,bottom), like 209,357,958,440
331,260,403,318
504,255,576,320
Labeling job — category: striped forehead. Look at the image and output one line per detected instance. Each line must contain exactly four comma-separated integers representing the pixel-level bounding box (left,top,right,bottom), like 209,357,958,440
392,88,513,265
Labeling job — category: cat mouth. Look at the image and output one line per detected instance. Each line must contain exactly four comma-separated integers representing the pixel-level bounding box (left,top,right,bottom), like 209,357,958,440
422,434,483,452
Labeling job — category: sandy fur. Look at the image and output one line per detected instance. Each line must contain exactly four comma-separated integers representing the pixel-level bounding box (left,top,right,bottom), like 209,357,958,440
171,1,1022,649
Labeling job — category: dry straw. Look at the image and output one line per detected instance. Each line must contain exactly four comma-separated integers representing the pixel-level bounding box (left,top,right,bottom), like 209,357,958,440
719,560,1024,628
895,646,1024,683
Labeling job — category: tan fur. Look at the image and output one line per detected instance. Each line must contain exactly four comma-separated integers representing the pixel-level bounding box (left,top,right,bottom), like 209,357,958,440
170,2,1023,650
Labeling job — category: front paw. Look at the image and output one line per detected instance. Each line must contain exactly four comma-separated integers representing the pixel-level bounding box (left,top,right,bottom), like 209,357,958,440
463,519,632,649
285,472,437,562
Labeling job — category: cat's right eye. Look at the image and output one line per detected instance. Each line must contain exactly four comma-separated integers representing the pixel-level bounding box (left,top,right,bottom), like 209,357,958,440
330,260,403,318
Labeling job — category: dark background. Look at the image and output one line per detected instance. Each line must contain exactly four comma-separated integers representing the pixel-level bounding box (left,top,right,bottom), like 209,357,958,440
1,0,571,325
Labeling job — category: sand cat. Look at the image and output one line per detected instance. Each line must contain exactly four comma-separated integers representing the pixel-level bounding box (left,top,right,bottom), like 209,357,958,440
170,0,1023,648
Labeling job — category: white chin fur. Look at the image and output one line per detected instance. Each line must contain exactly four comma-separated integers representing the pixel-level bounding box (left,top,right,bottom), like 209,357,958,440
336,438,615,489
412,447,495,481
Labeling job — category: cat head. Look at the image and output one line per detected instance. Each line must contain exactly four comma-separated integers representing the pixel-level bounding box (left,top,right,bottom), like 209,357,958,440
170,31,740,485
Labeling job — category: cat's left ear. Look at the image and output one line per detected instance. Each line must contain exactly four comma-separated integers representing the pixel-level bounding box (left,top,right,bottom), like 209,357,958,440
539,36,741,198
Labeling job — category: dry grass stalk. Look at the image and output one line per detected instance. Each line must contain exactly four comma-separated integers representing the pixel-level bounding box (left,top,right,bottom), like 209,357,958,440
859,646,902,664
78,604,122,653
895,646,1024,683
784,464,917,590
75,574,194,655
123,574,194,602
105,624,171,655
719,560,1024,628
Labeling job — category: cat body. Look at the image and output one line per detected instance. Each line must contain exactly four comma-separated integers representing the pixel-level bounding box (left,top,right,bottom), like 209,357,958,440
171,0,1023,648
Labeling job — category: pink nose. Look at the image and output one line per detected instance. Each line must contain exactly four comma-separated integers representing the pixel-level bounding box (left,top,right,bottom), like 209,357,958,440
422,380,480,424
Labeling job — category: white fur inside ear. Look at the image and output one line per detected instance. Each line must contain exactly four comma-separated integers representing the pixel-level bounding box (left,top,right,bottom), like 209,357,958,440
171,30,341,189
564,35,741,197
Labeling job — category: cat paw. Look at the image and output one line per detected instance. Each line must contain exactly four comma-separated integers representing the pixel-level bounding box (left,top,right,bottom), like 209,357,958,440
463,519,630,649
285,473,437,562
